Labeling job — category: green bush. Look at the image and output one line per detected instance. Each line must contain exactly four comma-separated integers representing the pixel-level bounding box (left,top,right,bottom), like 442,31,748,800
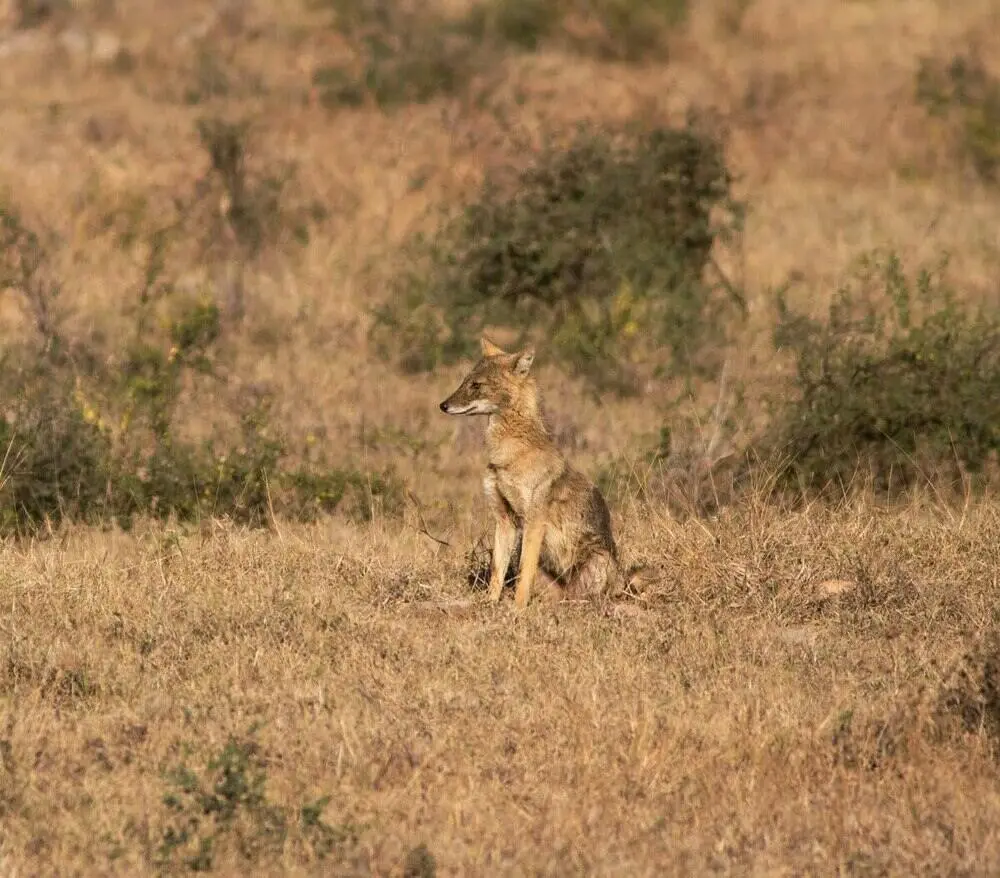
185,46,232,105
0,363,404,535
768,251,1000,497
15,0,69,29
373,119,744,392
916,54,1000,184
195,117,307,258
312,1,482,109
156,726,357,872
0,373,114,532
283,467,404,523
311,0,688,110
0,201,65,355
487,0,562,50
403,843,438,878
0,204,402,535
573,0,688,62
191,118,323,323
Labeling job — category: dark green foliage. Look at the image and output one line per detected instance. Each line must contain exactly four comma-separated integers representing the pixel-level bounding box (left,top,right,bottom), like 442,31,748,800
403,843,437,878
283,467,404,523
311,65,366,109
0,376,113,533
312,1,481,109
311,0,688,109
769,251,1000,496
916,54,1000,183
157,727,357,872
0,205,402,536
576,0,688,62
119,298,220,441
195,118,297,259
373,120,744,392
170,299,222,370
0,361,403,535
0,201,63,353
15,0,68,29
935,632,1000,747
158,736,286,870
299,795,358,861
185,47,231,105
490,0,561,50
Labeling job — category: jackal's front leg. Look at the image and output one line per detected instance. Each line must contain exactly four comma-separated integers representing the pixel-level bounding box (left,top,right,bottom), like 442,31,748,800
484,471,516,603
488,517,517,603
514,516,545,610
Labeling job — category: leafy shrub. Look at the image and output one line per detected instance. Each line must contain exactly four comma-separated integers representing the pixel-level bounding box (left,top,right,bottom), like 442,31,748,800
484,0,562,50
0,373,114,532
283,467,404,523
15,0,69,29
311,0,688,109
570,0,688,62
768,251,1000,497
195,117,311,258
373,119,744,392
0,201,65,355
0,361,403,535
403,843,438,878
185,47,232,105
934,631,1000,748
312,1,482,109
0,203,401,535
156,726,357,872
916,54,1000,183
193,118,324,322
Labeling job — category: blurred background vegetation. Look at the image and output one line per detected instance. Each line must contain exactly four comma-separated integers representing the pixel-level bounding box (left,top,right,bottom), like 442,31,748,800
0,0,999,535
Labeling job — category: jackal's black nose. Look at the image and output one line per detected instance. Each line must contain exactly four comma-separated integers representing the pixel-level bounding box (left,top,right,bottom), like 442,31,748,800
439,401,448,413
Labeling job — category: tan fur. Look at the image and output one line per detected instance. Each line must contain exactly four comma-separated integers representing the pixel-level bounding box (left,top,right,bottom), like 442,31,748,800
440,337,625,609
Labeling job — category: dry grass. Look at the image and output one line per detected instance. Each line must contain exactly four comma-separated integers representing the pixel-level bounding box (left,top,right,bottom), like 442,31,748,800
3,500,1000,875
2,0,1000,873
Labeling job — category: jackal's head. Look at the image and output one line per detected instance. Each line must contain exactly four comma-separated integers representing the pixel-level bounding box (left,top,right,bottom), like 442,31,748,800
439,337,536,417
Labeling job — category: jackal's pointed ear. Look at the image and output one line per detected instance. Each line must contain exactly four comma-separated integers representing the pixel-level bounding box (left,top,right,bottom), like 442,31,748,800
480,336,505,357
513,348,535,377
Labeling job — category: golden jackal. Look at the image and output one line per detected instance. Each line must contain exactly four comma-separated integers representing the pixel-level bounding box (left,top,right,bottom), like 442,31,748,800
440,337,625,609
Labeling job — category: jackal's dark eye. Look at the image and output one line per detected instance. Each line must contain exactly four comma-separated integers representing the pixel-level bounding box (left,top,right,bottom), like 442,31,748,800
469,381,483,393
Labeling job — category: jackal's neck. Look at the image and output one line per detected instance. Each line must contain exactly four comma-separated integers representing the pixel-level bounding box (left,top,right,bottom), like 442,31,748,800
485,381,550,455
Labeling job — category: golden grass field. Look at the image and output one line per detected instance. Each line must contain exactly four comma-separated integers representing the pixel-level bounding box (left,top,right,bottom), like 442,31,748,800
2,0,1000,874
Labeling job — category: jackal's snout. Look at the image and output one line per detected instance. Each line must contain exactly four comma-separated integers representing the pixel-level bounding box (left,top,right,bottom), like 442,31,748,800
439,385,467,415
439,388,481,416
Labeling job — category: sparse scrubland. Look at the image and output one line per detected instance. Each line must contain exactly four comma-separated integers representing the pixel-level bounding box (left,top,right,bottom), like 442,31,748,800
2,0,1000,874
